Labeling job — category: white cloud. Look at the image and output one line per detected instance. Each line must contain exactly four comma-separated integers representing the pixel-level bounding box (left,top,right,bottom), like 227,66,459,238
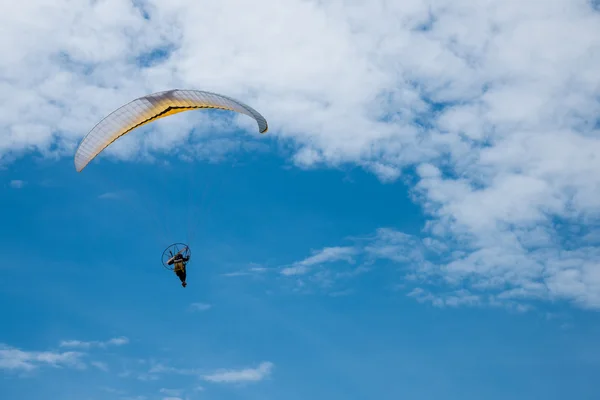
279,226,598,310
121,359,273,388
364,228,426,263
59,336,129,349
9,180,26,188
281,246,357,276
0,344,85,371
406,287,534,313
407,288,482,308
2,0,600,311
221,265,269,277
5,0,595,173
202,361,274,383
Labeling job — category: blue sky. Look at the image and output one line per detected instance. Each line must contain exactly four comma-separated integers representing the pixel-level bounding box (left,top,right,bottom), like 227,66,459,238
2,142,600,400
2,1,600,399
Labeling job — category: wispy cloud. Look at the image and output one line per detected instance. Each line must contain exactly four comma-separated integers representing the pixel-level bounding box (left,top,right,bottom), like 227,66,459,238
202,361,274,384
408,288,482,308
276,242,378,296
364,228,427,264
276,227,551,310
407,287,533,313
0,344,85,371
221,264,269,277
120,359,274,388
281,246,357,276
59,336,129,349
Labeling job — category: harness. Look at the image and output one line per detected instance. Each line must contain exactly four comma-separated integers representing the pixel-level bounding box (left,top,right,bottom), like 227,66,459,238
174,261,186,273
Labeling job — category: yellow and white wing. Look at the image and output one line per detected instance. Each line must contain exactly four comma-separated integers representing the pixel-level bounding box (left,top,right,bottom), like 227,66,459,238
74,89,268,172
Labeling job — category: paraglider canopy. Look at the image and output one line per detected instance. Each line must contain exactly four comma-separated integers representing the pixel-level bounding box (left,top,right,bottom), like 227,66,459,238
74,89,268,172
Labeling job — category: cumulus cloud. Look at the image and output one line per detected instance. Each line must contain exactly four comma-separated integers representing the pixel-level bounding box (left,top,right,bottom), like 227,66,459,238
6,0,597,171
202,361,274,383
2,0,600,311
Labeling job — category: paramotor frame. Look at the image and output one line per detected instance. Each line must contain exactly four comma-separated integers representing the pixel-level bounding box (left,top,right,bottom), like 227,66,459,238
161,243,191,271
